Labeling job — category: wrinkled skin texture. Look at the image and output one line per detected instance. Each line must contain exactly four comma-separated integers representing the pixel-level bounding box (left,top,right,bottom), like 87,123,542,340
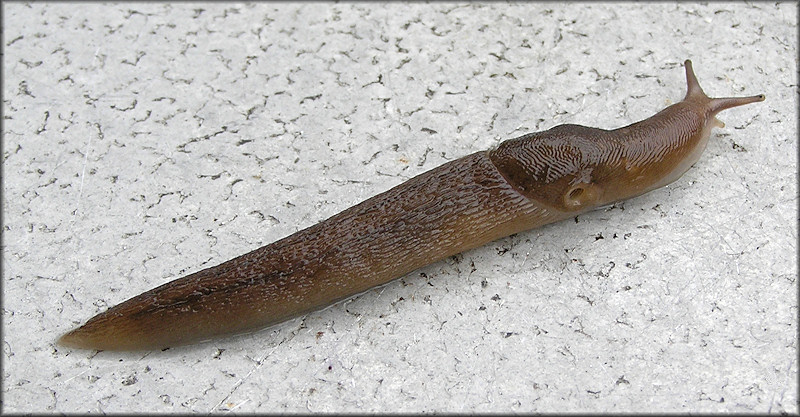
58,60,764,351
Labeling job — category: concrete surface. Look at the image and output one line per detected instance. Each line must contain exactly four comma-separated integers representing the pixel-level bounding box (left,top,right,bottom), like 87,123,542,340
2,2,796,414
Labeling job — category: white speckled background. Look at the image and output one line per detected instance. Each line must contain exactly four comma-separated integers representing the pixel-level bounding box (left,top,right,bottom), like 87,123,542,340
2,2,796,413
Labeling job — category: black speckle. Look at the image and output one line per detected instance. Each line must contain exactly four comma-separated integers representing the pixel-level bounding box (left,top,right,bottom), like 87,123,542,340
121,375,137,386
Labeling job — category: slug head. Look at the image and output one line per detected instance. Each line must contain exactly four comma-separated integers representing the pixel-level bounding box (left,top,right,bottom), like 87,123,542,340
489,60,764,214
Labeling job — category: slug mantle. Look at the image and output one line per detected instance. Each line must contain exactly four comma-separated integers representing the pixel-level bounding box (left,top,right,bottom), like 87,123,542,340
58,60,764,351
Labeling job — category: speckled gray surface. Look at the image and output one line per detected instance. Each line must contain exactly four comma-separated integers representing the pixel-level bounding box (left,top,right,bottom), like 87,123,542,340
2,2,796,413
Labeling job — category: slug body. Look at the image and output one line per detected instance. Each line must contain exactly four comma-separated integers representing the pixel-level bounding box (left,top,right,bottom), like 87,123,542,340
58,60,764,351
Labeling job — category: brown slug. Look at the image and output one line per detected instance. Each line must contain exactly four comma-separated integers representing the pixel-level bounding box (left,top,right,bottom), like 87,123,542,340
58,60,764,351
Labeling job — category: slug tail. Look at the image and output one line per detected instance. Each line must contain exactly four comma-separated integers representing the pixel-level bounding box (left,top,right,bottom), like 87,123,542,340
57,314,129,351
56,329,91,350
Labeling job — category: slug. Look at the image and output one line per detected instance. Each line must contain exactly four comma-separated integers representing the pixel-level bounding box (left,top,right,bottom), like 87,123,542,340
58,60,764,351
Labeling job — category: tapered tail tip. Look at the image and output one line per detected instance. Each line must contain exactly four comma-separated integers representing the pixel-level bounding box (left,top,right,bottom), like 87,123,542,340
56,328,94,350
